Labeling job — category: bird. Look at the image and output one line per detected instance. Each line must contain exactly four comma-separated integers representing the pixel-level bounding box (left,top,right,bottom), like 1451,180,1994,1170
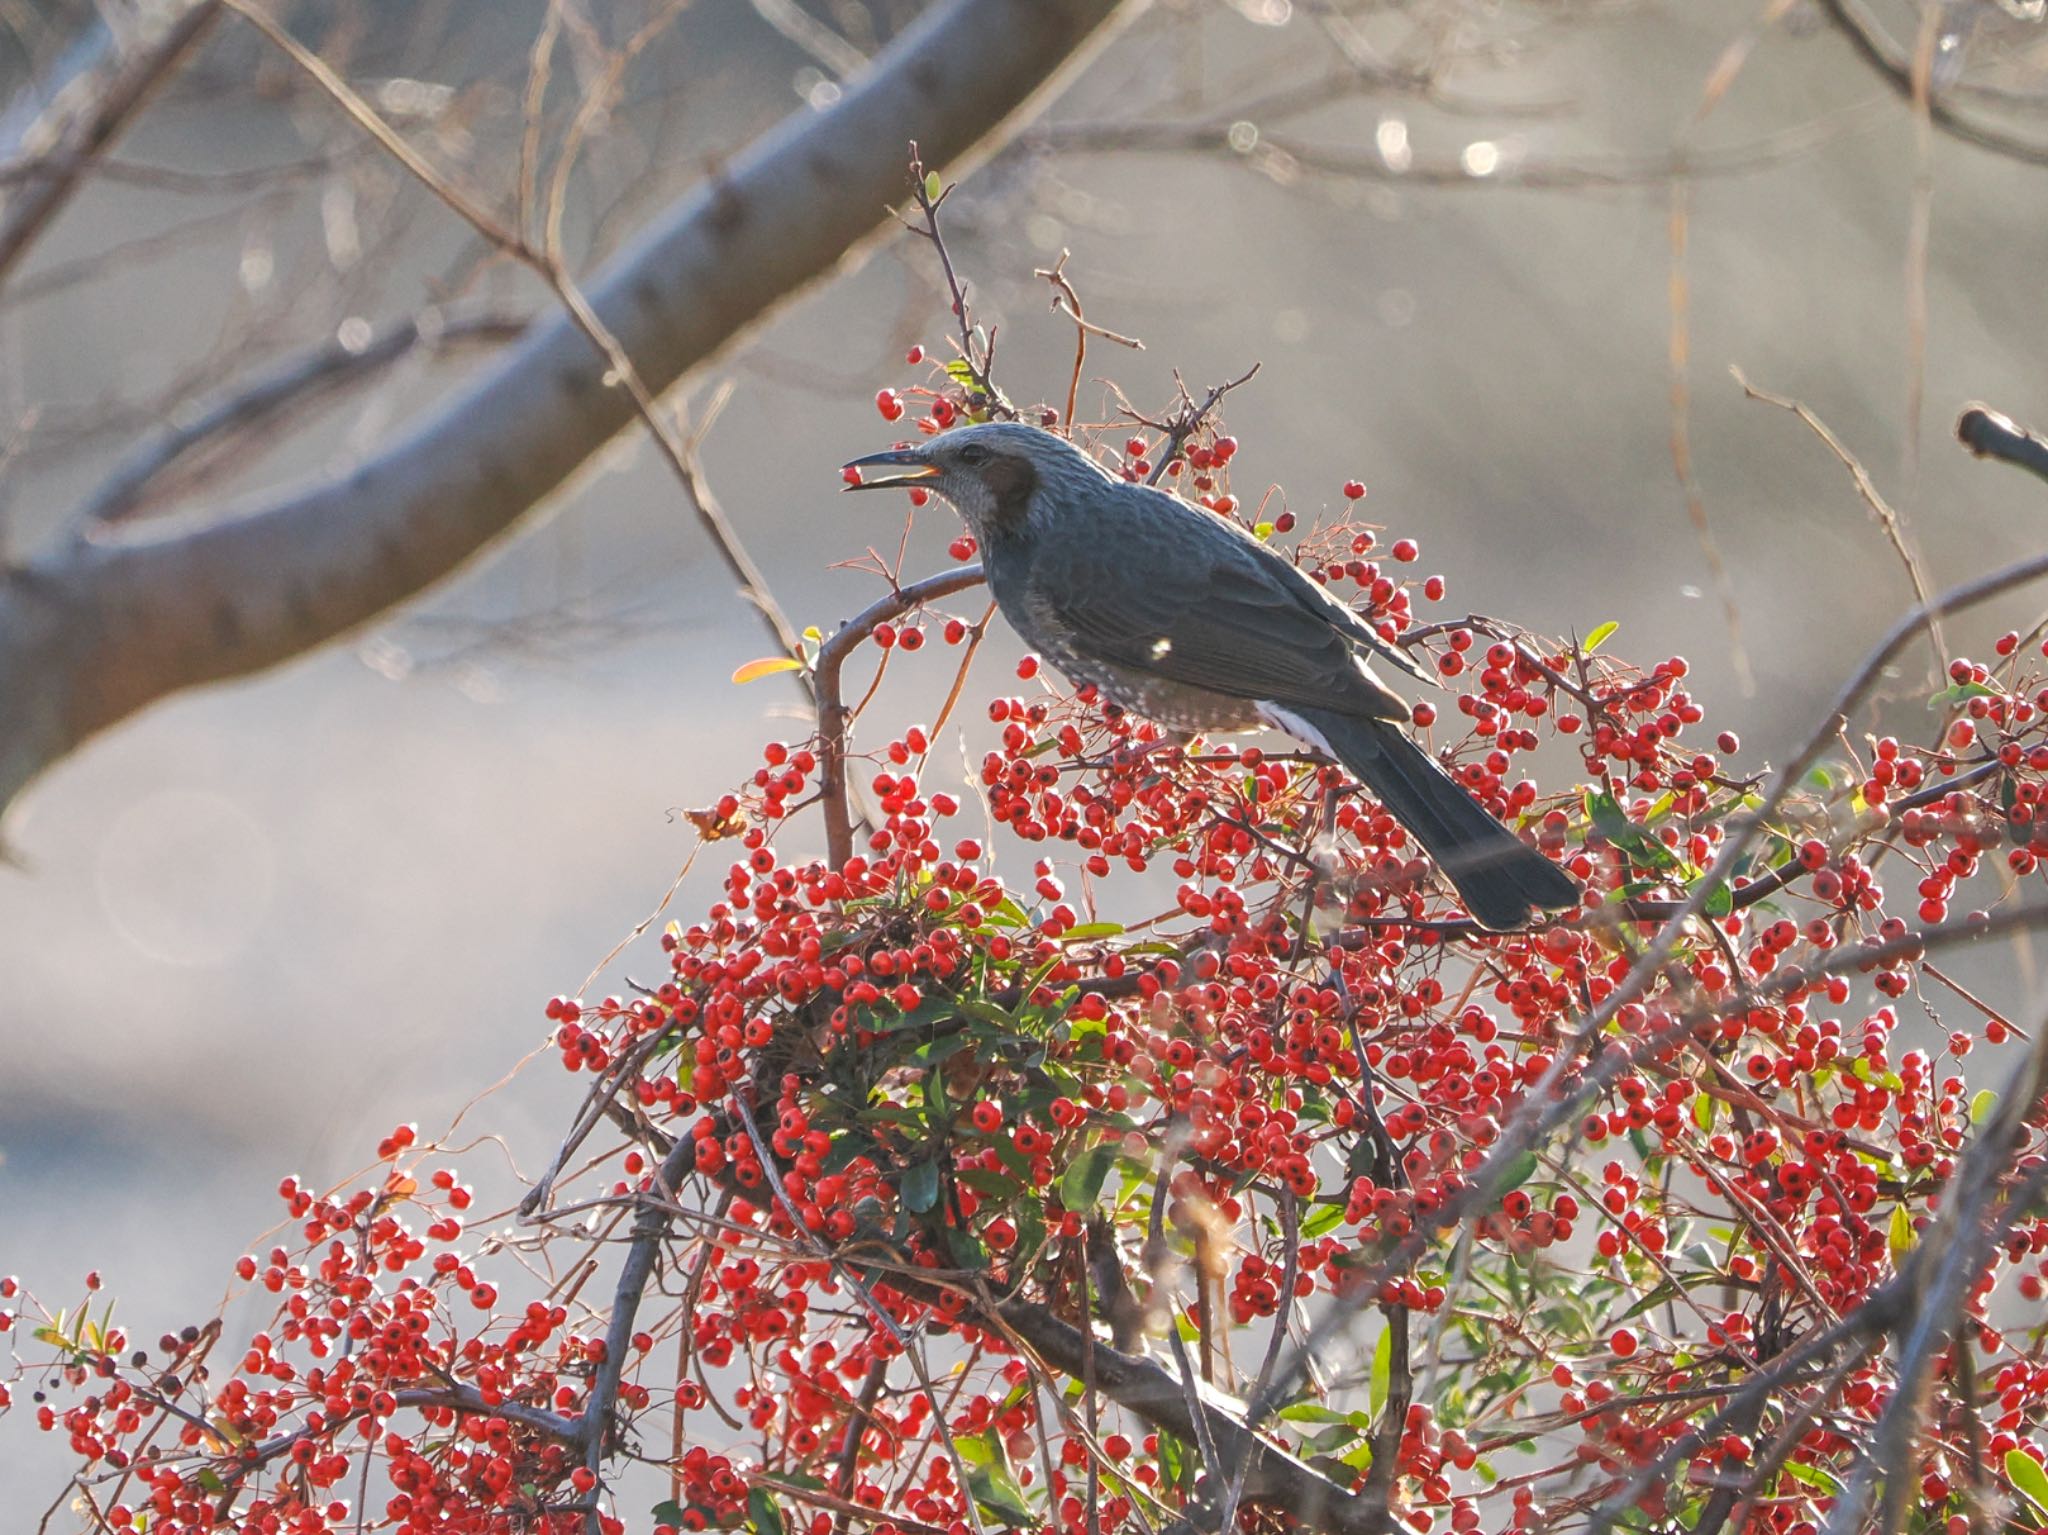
842,421,1578,931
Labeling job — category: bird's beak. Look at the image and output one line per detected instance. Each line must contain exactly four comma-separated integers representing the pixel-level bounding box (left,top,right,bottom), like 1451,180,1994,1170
842,447,939,491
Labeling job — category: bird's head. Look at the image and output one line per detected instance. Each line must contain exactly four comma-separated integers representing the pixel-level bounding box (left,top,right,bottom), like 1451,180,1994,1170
842,421,1110,546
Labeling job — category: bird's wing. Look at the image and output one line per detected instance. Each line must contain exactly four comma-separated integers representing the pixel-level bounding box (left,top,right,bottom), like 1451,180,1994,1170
1023,515,1414,722
1237,523,1437,687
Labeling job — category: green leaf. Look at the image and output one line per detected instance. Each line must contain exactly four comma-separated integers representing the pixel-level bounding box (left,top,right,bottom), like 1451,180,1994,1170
1060,1144,1117,1212
902,1161,941,1215
1888,1204,1915,1259
956,1167,1023,1199
1970,1089,1998,1126
923,170,944,205
1057,922,1125,942
1692,1093,1716,1132
1698,878,1734,919
651,1501,687,1524
1584,621,1619,652
1584,788,1680,872
1493,1149,1540,1196
966,1460,1033,1526
748,1487,786,1535
985,898,1031,930
1300,1202,1346,1240
1155,1429,1189,1491
1369,1325,1393,1419
1928,680,2000,709
2007,1449,2048,1519
1277,1403,1354,1424
1775,1460,1842,1495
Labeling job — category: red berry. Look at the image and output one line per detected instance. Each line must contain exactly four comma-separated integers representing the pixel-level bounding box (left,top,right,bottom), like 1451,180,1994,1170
1391,538,1419,562
875,388,904,422
1343,480,1366,500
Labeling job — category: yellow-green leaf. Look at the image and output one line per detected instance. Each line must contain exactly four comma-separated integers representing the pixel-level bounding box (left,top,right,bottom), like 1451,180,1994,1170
732,656,803,685
923,170,944,204
1369,1325,1393,1418
1888,1204,1914,1259
2007,1449,2048,1519
1585,620,1619,652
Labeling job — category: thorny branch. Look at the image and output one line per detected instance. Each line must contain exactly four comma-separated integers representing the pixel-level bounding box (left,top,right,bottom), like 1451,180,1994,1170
899,142,1013,422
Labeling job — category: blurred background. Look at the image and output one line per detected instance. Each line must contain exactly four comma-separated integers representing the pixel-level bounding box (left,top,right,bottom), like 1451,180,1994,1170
3,0,2047,1500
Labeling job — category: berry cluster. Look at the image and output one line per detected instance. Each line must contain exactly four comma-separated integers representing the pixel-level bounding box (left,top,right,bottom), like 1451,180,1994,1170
11,410,2048,1535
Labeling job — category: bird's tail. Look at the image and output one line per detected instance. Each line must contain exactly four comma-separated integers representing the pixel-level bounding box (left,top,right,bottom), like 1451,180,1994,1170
1284,706,1579,932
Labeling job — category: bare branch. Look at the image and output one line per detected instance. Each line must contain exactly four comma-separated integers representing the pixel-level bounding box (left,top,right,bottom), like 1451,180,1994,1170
1732,364,1945,672
0,0,223,293
817,565,989,869
1818,0,2048,167
72,306,530,532
0,0,1134,834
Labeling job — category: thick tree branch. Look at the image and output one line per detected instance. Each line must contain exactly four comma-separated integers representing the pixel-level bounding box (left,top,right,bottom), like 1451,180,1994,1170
0,0,1131,833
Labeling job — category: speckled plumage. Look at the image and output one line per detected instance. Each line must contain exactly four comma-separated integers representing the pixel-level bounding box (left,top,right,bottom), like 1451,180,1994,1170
843,422,1579,930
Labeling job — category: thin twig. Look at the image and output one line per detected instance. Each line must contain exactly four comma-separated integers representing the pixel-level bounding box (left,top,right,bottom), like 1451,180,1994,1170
1034,250,1142,429
0,0,224,293
220,0,813,702
72,307,529,534
1143,364,1261,486
900,142,1011,420
1217,1190,1297,1535
1818,0,2048,168
1732,364,1945,670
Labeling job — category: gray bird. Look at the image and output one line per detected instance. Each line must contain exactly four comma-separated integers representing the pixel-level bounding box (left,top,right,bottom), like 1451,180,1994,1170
843,421,1577,931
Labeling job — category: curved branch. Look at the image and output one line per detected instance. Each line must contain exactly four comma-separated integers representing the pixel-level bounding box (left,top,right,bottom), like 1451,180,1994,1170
817,564,989,868
0,0,1131,832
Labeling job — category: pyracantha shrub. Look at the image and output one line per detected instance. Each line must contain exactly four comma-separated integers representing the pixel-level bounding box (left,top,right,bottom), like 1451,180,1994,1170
9,183,2048,1535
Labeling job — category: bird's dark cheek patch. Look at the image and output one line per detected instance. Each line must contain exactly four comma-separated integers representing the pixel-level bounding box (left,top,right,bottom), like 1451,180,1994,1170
982,455,1038,529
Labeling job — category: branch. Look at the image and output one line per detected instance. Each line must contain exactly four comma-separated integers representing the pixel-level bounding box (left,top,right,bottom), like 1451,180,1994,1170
71,306,530,531
0,0,223,293
988,1295,1390,1535
1818,0,2048,167
817,565,989,869
581,1134,698,1527
1958,402,2048,488
1825,1000,2048,1535
0,0,1133,833
1732,365,1945,671
1251,534,2048,1421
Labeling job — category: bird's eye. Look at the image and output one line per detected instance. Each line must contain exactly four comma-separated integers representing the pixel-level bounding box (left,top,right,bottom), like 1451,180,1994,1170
956,442,990,467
